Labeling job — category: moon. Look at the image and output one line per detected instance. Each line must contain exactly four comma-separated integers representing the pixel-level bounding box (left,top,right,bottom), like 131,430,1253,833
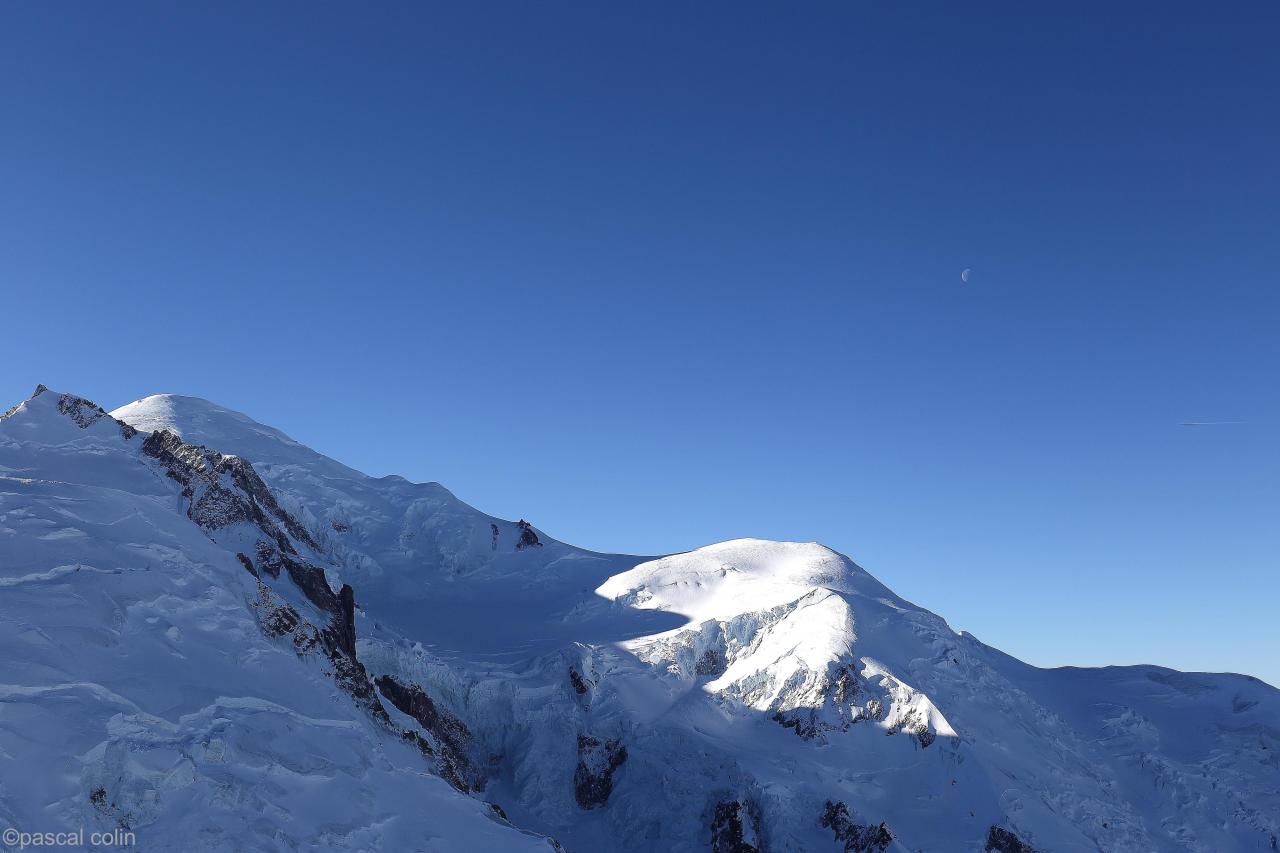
960,268,971,283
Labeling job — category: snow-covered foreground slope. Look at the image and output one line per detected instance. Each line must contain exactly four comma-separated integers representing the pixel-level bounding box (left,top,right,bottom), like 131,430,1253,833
0,386,1275,852
0,388,555,852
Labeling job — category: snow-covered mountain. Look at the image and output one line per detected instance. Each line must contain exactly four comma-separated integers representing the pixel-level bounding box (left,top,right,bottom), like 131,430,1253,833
2,385,1276,852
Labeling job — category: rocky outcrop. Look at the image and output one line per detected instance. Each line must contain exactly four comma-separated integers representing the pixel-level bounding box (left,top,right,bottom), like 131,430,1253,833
141,429,317,549
6,385,137,439
986,825,1039,853
515,519,542,549
241,543,385,719
375,674,482,793
235,552,257,576
695,647,726,677
820,801,893,853
710,799,762,853
247,570,321,655
574,734,627,809
57,391,111,432
252,539,284,578
569,667,590,695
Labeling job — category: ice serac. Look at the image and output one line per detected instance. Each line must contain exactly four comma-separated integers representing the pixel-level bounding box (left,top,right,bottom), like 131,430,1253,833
0,387,1273,853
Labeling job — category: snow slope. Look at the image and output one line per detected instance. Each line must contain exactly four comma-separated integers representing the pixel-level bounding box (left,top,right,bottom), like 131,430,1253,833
0,388,557,852
1,386,1275,852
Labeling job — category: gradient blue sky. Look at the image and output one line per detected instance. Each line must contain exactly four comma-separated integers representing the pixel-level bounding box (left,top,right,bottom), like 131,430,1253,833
3,2,1277,684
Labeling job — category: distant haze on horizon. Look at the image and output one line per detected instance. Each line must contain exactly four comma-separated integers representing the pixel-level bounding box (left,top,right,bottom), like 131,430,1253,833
3,2,1277,686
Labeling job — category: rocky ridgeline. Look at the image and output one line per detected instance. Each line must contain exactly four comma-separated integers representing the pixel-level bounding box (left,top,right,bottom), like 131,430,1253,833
133,419,397,726
146,423,509,799
3,385,138,440
141,428,317,549
374,674,484,794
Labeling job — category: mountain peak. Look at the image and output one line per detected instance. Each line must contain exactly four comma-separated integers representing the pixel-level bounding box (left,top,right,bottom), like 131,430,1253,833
112,393,293,441
4,384,1278,852
111,393,323,468
2,384,137,439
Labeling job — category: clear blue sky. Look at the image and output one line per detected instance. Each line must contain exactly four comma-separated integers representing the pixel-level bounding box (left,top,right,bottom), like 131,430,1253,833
3,2,1277,684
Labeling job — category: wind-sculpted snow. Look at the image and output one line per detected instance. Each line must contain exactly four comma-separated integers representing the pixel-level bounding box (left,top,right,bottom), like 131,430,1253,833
0,387,1274,852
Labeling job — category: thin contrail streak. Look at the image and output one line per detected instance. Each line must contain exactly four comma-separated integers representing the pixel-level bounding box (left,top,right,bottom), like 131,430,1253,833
1179,421,1245,426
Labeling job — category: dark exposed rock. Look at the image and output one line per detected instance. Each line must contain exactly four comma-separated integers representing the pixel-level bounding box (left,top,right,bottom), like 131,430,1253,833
710,799,762,853
259,596,303,641
330,519,349,533
515,519,542,550
255,538,359,659
140,429,316,550
569,667,590,695
574,734,627,809
337,584,357,655
696,648,726,677
314,601,378,712
375,674,481,793
249,577,319,654
57,392,108,429
253,539,283,578
488,802,508,821
773,710,823,739
820,801,893,853
400,728,435,757
235,552,257,577
490,522,500,550
986,825,1039,853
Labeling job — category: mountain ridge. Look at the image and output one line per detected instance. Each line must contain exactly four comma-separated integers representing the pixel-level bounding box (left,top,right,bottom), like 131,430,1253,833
1,385,1275,852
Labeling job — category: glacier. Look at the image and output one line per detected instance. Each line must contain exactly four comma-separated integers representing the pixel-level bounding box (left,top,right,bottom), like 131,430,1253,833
0,384,1274,852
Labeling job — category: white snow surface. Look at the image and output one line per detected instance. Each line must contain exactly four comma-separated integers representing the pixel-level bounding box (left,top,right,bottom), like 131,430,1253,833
0,387,1274,853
